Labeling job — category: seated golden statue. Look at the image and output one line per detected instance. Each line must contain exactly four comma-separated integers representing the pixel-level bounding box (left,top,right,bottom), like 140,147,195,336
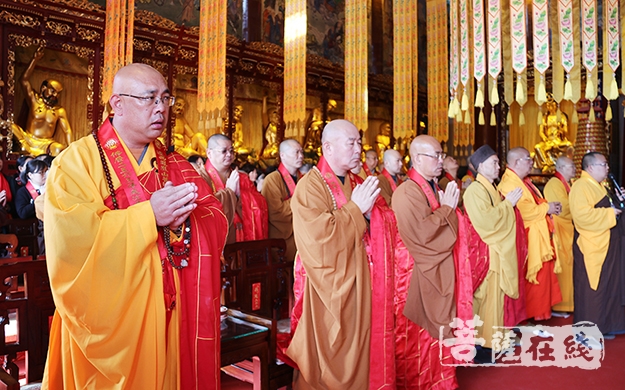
11,45,72,157
261,97,279,159
304,99,337,155
375,122,391,162
532,96,573,173
222,104,250,156
161,97,207,157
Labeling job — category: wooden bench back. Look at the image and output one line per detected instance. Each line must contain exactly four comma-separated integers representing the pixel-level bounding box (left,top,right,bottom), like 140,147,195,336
0,259,54,383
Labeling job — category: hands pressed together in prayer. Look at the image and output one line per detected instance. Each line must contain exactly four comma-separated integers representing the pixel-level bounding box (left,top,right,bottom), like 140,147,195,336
438,180,459,209
150,181,198,228
505,187,523,207
547,201,562,216
352,175,381,217
226,170,240,197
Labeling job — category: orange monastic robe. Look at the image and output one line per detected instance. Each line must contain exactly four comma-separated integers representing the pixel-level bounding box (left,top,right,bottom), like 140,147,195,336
288,162,371,389
378,168,402,206
498,169,562,320
544,173,574,312
43,121,228,389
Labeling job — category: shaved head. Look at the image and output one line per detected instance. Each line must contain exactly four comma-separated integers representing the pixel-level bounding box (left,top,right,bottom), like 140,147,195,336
208,133,231,149
320,119,362,176
410,135,445,181
365,150,378,159
279,139,300,154
506,147,529,165
383,149,403,176
555,156,576,182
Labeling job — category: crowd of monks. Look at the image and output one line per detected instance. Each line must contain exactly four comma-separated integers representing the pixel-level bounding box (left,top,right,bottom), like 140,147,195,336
38,64,624,390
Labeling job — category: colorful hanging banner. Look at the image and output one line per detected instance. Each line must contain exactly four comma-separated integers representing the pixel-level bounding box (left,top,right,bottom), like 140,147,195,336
581,0,597,100
102,0,134,107
393,0,416,140
473,0,486,83
284,0,307,138
532,0,549,106
449,0,459,118
509,0,527,74
487,0,502,114
345,0,368,132
604,0,619,97
459,0,470,110
427,0,448,141
558,0,574,74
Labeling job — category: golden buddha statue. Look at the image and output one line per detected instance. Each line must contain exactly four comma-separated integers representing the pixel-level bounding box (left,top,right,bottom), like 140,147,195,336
261,96,279,159
222,104,250,156
532,96,573,173
304,99,337,155
161,97,207,157
11,45,72,157
375,121,391,161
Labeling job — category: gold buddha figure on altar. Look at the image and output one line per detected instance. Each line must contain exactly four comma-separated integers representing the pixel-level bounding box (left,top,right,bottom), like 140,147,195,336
532,95,573,173
223,104,250,156
164,97,206,157
304,99,337,155
375,121,391,161
261,96,279,159
12,45,73,156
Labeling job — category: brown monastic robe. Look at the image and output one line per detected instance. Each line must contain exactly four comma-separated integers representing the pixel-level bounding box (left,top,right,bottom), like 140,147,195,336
287,169,371,389
261,170,297,261
392,179,458,339
377,173,394,207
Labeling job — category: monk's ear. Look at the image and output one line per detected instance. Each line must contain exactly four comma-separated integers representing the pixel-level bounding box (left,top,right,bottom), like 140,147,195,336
110,95,123,113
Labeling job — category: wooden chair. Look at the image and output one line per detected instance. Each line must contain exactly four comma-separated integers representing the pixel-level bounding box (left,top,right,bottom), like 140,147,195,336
0,260,54,387
221,238,294,390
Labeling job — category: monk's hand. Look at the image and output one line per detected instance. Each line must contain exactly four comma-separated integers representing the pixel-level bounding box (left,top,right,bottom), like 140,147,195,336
150,181,198,228
614,207,622,217
547,201,562,215
439,180,459,209
505,187,523,207
352,176,381,215
226,170,240,197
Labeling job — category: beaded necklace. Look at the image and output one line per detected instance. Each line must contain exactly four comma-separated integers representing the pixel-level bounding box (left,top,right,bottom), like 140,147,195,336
93,128,190,270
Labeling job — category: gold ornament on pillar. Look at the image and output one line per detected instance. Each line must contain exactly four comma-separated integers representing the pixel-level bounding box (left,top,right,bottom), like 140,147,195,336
284,0,307,140
393,0,417,141
198,0,226,135
427,0,448,141
102,0,134,112
344,0,368,133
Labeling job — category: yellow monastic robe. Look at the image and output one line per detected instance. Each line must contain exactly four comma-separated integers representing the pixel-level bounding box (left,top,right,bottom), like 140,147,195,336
42,137,174,389
287,169,371,389
544,176,575,311
569,171,615,290
261,170,297,261
498,169,558,282
463,174,518,349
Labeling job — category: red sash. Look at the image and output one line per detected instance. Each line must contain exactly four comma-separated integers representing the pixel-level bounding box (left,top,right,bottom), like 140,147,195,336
204,159,246,240
238,173,269,241
554,171,571,194
380,168,402,191
25,181,40,200
363,164,375,176
445,171,462,187
278,163,298,199
97,119,227,389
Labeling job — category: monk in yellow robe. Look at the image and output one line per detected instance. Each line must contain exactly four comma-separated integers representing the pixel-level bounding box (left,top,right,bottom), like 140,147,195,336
570,152,625,336
463,145,524,350
377,149,403,206
261,139,304,262
42,64,228,389
287,120,381,389
498,147,562,321
544,156,576,314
